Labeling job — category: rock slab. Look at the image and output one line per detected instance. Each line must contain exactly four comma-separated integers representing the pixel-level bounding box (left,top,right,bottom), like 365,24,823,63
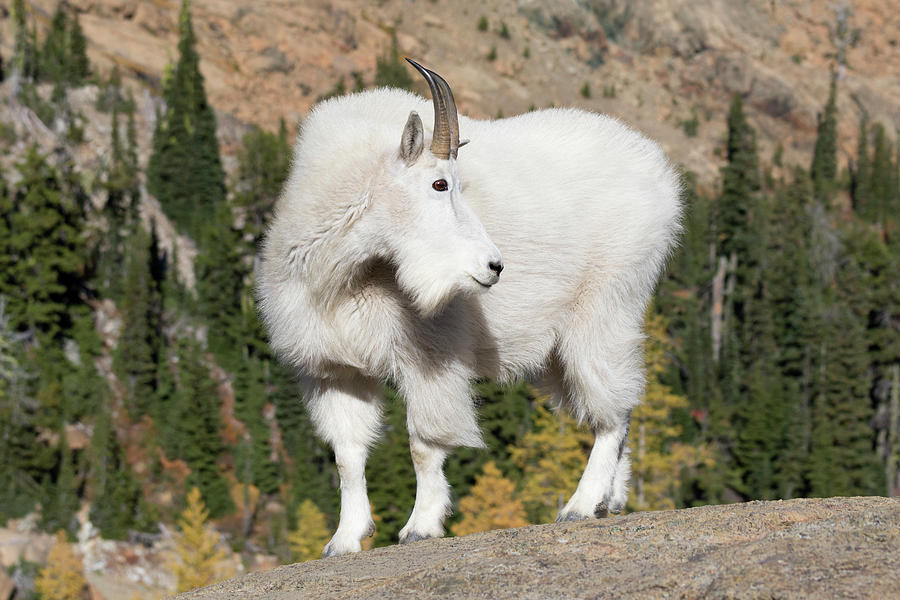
177,497,899,599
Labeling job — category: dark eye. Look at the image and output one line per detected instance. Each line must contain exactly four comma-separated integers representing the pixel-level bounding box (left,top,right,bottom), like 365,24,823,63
432,179,449,192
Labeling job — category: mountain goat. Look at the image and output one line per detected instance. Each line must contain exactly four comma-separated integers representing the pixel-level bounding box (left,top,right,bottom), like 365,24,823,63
258,59,681,557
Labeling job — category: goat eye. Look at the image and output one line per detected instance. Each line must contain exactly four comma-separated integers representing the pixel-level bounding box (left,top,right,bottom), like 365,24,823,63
432,179,449,192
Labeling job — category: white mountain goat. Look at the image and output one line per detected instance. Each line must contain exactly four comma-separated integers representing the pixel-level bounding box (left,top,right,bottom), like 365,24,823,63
258,59,681,557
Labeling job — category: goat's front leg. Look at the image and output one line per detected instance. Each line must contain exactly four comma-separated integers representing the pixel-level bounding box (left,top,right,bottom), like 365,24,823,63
303,376,382,558
397,362,482,544
399,436,451,543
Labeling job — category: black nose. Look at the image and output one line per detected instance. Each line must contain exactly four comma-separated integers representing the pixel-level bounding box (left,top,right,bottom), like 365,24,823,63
489,261,503,276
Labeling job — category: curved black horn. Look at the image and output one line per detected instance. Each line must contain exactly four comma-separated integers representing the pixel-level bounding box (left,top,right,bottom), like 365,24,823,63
406,58,460,160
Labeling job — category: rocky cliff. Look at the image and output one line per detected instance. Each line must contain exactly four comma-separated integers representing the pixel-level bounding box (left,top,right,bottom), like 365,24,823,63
176,496,899,599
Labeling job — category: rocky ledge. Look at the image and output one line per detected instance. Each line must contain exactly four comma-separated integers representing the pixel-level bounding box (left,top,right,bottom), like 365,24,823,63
177,496,899,599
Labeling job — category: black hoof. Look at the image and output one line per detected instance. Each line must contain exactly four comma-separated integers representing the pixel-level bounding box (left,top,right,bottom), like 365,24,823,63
594,502,609,518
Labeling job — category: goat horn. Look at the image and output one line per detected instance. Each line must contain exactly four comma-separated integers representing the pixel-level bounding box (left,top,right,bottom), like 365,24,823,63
405,58,460,160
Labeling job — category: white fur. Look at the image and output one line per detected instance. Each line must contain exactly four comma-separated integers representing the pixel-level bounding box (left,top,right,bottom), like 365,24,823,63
257,88,682,556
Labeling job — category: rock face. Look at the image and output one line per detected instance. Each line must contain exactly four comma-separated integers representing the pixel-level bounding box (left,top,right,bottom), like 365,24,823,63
177,496,898,599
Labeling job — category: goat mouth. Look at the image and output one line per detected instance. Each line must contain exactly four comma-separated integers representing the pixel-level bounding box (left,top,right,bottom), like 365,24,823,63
471,276,494,289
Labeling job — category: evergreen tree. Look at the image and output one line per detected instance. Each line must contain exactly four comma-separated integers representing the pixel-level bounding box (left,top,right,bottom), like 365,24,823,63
852,114,870,214
40,426,79,534
869,123,892,227
95,92,139,301
810,74,839,200
718,93,761,262
766,174,818,499
11,0,36,80
89,401,146,539
0,147,85,341
231,356,280,498
113,229,161,419
40,3,68,85
147,0,225,240
450,461,529,536
173,337,234,517
194,201,245,366
233,122,292,247
67,9,90,85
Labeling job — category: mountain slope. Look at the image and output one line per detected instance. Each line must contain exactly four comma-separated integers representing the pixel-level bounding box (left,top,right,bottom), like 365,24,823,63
2,0,898,186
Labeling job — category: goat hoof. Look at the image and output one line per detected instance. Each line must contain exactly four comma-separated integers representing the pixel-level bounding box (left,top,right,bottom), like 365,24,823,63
366,521,376,538
556,511,590,523
594,502,610,518
608,501,625,515
400,531,432,544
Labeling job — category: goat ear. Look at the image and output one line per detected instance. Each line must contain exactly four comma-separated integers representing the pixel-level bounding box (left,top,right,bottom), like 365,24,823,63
400,111,424,166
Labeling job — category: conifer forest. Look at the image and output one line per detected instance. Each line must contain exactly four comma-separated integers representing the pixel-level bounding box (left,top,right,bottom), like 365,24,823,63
0,0,898,593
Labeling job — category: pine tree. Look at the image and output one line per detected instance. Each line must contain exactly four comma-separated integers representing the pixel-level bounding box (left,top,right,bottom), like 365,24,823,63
173,337,234,517
0,146,85,342
766,174,818,499
869,123,892,227
35,530,87,600
233,122,292,247
231,356,279,498
170,487,233,593
194,201,245,366
89,401,145,539
40,4,68,85
451,461,529,536
510,400,591,524
852,114,870,214
114,229,160,418
40,426,79,534
67,10,90,85
810,74,838,200
147,0,225,240
718,94,761,262
11,0,36,80
288,499,331,562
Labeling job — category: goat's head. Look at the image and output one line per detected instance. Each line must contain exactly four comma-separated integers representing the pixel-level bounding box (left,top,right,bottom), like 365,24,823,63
364,60,503,316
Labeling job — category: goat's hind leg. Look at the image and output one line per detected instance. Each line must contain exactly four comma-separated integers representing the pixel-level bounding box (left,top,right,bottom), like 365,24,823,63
555,300,644,521
558,419,632,520
303,375,382,557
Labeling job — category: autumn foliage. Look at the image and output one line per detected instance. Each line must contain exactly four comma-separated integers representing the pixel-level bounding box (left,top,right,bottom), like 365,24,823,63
35,530,87,600
451,461,529,536
170,487,234,593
